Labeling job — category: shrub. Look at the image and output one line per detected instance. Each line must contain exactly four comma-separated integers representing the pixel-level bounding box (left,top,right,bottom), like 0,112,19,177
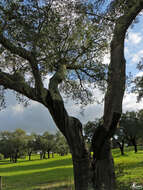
0,153,4,160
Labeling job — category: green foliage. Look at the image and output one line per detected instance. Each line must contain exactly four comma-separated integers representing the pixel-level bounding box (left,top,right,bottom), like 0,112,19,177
0,0,109,105
0,129,70,161
84,118,103,143
0,153,4,160
55,132,69,156
119,111,143,143
0,129,27,162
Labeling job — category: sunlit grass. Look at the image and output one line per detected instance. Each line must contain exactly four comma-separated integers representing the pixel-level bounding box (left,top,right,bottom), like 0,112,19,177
113,147,143,189
0,154,73,190
0,147,143,189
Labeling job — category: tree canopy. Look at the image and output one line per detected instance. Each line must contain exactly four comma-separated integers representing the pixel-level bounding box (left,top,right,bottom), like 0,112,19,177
0,0,109,108
1,0,143,190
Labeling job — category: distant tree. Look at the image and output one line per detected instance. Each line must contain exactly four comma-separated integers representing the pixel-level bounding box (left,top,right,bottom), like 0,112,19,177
55,131,69,156
42,132,55,159
10,129,27,162
25,134,35,161
34,134,47,159
119,111,143,153
0,153,4,160
0,131,13,159
84,118,103,143
0,129,27,162
113,126,126,155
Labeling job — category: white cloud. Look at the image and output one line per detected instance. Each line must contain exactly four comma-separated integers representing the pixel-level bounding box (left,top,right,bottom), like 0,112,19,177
103,53,110,65
123,93,143,112
136,71,143,77
131,50,143,64
127,32,142,44
11,104,24,114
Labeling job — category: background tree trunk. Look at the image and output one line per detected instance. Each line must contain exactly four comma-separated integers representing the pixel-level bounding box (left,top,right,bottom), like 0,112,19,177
117,141,125,155
132,139,138,153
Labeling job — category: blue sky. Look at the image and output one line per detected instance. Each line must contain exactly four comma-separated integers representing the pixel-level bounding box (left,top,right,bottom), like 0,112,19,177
125,13,143,76
0,11,143,134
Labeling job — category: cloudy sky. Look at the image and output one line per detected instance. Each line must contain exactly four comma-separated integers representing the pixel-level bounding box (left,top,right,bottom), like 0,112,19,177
0,13,143,134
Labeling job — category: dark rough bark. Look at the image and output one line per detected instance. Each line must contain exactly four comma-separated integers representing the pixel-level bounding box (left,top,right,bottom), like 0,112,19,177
91,2,143,189
91,113,121,190
72,154,91,190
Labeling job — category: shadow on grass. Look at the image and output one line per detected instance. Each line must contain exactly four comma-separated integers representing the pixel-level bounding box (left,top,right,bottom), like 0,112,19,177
2,167,74,190
34,181,74,190
115,160,143,171
116,182,132,190
0,158,72,174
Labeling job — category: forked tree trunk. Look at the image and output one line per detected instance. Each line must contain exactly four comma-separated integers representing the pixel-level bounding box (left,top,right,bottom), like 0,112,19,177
43,3,143,188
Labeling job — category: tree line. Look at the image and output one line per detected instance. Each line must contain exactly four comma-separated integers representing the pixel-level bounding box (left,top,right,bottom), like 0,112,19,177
84,110,143,156
0,129,69,163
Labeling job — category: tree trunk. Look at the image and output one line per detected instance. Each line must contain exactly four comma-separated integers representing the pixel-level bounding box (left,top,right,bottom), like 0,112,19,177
92,127,116,190
120,145,124,156
132,139,137,153
47,151,50,159
40,152,43,159
28,152,32,161
65,117,92,190
72,154,91,190
134,144,137,153
43,152,46,159
117,141,124,155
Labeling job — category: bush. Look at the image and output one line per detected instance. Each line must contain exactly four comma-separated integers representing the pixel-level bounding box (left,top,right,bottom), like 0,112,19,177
0,153,4,160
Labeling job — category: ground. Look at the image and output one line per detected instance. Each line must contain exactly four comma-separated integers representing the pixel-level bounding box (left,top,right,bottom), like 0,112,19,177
0,147,143,190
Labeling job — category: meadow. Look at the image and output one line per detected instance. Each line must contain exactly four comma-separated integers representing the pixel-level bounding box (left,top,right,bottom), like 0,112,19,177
0,147,143,190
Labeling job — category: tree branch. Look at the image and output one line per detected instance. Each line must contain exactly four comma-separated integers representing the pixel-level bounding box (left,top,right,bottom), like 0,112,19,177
84,12,115,22
0,33,44,97
104,0,143,132
0,70,37,101
49,64,67,101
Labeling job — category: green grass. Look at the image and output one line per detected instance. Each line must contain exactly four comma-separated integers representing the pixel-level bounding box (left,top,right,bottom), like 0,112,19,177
0,154,74,190
0,148,143,190
113,147,143,189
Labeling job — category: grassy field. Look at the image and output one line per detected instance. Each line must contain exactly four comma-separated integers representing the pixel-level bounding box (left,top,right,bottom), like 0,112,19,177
0,154,73,190
0,147,143,190
114,147,143,189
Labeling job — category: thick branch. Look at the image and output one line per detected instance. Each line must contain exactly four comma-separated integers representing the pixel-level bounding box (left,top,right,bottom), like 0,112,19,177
49,64,67,101
0,71,37,101
104,0,143,132
0,34,44,95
